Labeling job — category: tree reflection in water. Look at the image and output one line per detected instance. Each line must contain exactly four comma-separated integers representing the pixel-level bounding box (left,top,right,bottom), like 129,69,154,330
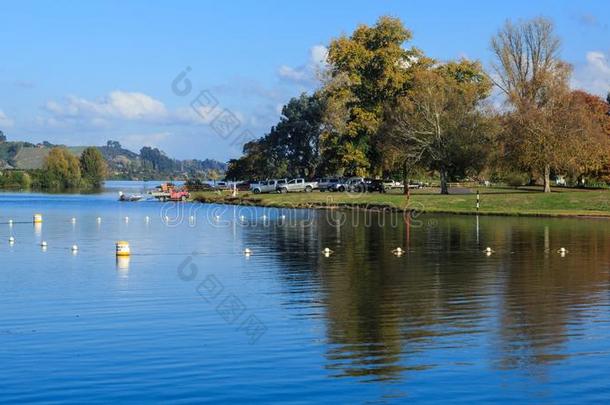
240,209,610,383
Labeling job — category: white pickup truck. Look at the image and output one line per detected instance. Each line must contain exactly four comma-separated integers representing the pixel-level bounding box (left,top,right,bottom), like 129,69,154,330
251,179,287,194
276,178,318,193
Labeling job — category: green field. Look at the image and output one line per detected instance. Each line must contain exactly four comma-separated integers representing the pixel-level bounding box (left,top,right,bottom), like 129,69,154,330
12,146,87,169
192,186,610,218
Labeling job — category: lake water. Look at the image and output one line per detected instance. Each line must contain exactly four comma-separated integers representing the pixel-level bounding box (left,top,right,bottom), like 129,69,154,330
1,182,609,403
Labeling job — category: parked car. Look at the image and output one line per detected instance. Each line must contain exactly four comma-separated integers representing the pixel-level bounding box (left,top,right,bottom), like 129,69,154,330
317,178,334,191
213,181,229,190
251,179,287,194
149,183,190,201
277,178,318,193
365,179,395,193
235,181,253,191
325,178,348,192
345,177,366,192
407,181,425,189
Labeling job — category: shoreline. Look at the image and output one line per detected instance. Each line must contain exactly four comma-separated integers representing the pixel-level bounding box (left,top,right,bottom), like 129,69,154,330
191,192,610,220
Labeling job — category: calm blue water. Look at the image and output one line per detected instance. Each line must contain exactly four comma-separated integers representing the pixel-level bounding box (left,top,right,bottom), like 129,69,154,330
1,182,609,403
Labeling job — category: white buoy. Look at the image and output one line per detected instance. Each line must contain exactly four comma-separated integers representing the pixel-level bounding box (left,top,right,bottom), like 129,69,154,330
280,214,286,220
557,247,568,254
96,217,102,223
8,236,15,244
243,248,252,255
71,217,76,224
392,247,404,256
145,216,150,222
124,216,129,223
484,247,494,253
214,215,220,221
322,247,334,256
164,215,169,222
41,241,47,247
239,215,246,221
262,214,268,220
33,214,43,224
71,244,79,251
8,219,13,226
189,215,195,221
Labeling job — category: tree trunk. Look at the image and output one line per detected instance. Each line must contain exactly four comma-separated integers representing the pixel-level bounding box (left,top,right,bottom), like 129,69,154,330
440,167,449,195
543,164,551,193
402,161,410,197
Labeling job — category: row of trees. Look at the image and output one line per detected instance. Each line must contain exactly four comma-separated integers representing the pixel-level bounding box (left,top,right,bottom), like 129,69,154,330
39,147,107,189
226,16,610,193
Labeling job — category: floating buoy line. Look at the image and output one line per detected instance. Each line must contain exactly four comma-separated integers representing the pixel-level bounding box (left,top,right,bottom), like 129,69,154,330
0,214,575,260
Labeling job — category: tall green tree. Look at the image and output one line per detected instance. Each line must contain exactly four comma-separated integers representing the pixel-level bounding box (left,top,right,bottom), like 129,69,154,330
226,93,324,180
383,60,495,194
79,147,107,188
43,147,81,189
321,16,425,176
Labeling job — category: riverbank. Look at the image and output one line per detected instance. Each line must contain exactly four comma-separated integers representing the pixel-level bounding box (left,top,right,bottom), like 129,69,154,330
192,187,610,218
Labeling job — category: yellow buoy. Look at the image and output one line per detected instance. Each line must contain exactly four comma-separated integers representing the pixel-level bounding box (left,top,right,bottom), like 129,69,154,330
116,241,131,257
33,214,43,223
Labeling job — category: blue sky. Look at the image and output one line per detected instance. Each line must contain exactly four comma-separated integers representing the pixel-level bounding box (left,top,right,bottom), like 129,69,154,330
0,0,608,161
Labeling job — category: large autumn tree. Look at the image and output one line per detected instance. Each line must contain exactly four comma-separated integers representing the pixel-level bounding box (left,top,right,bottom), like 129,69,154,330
382,60,496,194
491,17,607,192
570,90,610,182
42,147,81,189
321,16,426,177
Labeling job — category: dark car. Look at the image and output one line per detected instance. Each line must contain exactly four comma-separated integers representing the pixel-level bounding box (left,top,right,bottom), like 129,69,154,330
366,179,394,193
236,181,253,191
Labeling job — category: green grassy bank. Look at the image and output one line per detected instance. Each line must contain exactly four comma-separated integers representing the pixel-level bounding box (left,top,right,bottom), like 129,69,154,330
192,187,610,218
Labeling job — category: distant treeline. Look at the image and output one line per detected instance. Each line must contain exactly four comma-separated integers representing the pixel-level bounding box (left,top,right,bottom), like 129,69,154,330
0,135,227,187
0,146,106,190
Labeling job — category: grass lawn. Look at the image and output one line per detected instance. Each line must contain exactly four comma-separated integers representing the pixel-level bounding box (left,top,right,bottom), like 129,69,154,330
192,186,610,218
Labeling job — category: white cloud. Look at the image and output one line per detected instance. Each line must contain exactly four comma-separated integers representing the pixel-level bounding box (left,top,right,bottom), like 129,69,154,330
278,44,328,85
572,51,610,96
0,110,14,128
43,91,168,125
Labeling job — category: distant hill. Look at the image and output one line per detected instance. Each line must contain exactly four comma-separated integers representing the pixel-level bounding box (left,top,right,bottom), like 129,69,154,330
0,138,226,180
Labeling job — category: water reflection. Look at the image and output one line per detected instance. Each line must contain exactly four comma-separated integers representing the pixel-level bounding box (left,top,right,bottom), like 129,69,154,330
242,211,610,382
